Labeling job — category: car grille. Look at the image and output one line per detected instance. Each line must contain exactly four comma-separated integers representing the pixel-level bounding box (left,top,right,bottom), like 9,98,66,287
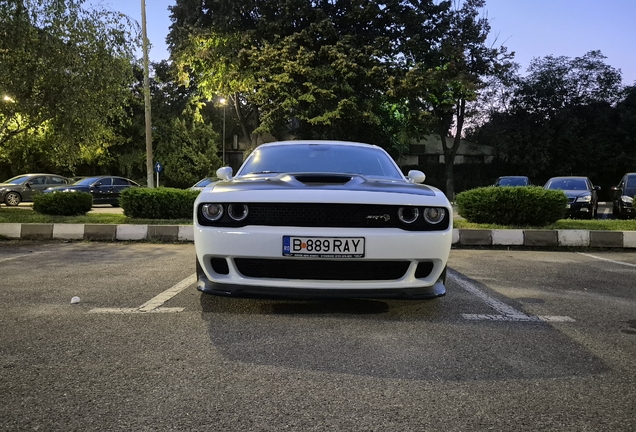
198,203,449,231
234,258,410,280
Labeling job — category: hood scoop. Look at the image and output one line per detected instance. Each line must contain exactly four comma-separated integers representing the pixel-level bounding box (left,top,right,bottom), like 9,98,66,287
294,174,353,185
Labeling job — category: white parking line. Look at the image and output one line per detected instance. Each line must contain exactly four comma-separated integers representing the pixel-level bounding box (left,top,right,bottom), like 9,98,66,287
577,252,636,268
89,273,196,314
0,253,39,263
449,269,575,322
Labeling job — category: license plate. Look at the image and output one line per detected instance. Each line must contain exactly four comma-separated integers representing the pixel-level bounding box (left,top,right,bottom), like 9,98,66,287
283,236,365,258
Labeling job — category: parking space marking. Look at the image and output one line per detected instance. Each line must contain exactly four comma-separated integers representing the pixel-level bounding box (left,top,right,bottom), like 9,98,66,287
89,273,196,314
0,253,39,263
577,252,636,268
449,269,575,322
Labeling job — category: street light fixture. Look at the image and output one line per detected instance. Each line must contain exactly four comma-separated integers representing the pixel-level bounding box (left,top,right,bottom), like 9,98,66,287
219,97,227,165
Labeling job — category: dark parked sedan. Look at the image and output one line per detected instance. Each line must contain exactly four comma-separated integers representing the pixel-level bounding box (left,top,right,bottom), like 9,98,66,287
0,173,71,206
493,176,531,187
43,176,140,206
544,176,600,219
610,173,636,219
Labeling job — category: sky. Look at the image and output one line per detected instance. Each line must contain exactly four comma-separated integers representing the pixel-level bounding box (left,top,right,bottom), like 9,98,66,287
89,0,636,85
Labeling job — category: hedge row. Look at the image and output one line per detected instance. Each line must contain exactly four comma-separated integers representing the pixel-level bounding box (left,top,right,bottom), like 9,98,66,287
119,187,200,219
32,192,93,216
455,186,568,226
32,188,200,219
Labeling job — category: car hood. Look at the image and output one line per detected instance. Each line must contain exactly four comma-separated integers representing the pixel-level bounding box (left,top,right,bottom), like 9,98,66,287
45,185,90,191
622,186,636,197
0,182,23,188
560,189,592,199
210,173,438,197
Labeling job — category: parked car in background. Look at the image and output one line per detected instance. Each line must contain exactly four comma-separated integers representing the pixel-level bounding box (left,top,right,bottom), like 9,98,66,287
610,172,636,219
43,175,139,207
0,173,71,206
190,177,220,192
493,176,531,187
194,140,452,300
544,176,600,219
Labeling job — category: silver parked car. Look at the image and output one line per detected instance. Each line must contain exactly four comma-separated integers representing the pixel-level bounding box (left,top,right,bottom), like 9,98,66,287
0,173,71,206
190,177,220,192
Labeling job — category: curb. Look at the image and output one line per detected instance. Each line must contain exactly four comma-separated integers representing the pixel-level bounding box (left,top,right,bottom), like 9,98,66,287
0,223,194,242
1,223,635,248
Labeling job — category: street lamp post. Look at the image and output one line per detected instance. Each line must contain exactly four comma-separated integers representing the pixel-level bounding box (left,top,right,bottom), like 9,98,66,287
219,98,227,165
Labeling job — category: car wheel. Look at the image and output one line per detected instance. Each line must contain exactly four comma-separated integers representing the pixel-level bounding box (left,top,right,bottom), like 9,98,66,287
4,191,21,206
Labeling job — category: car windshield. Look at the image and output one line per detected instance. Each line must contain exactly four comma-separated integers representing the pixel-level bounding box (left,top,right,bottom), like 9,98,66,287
626,176,636,187
497,177,528,186
237,143,403,179
2,175,30,185
546,178,588,190
73,177,102,186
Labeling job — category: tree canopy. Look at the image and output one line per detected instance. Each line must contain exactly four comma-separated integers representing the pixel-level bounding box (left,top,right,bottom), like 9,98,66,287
0,0,139,172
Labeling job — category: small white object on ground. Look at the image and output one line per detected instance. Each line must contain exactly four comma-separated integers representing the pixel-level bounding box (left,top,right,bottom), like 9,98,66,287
71,296,80,304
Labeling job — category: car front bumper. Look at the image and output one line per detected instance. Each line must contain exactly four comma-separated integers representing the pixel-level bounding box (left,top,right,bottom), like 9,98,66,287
565,202,594,218
194,225,452,299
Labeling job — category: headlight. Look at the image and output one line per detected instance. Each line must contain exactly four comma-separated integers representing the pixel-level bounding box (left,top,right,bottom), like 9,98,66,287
423,207,446,224
227,204,249,221
201,203,224,221
621,195,633,204
575,195,592,203
398,206,419,224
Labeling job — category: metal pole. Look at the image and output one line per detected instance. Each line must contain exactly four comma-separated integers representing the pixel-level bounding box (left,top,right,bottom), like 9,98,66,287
222,103,226,165
141,0,154,187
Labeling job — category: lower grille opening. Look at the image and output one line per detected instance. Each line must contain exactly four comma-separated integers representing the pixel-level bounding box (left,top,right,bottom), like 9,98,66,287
234,258,409,281
414,262,434,279
211,258,230,275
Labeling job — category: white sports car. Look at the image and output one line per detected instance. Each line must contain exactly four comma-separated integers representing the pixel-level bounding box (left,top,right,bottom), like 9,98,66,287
194,141,452,299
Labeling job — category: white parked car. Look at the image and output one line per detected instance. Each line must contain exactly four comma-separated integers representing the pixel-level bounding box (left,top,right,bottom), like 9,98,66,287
193,141,453,299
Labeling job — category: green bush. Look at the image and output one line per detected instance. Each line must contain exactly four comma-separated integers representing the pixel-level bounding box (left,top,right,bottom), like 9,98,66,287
455,186,568,226
32,192,93,216
120,187,199,219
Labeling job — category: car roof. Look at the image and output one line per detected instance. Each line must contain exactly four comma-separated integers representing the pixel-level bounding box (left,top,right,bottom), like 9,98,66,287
257,140,383,150
547,176,589,180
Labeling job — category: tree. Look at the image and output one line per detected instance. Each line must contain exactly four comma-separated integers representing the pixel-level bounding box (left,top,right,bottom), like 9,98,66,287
168,0,451,152
106,61,222,187
0,0,138,174
471,51,626,188
396,0,514,198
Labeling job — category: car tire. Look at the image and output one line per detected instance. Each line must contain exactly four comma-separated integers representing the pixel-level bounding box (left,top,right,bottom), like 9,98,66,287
4,191,21,206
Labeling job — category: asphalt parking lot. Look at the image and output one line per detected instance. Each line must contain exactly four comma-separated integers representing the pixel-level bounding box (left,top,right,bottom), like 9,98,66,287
1,242,635,431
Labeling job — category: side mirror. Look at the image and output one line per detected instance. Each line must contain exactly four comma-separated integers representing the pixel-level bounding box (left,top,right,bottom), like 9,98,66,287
594,185,601,191
216,166,233,181
25,182,32,189
92,182,102,187
407,170,426,184
610,186,620,192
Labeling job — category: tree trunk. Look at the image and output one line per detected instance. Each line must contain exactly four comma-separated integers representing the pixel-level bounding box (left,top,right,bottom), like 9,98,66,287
232,93,254,148
444,151,455,200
